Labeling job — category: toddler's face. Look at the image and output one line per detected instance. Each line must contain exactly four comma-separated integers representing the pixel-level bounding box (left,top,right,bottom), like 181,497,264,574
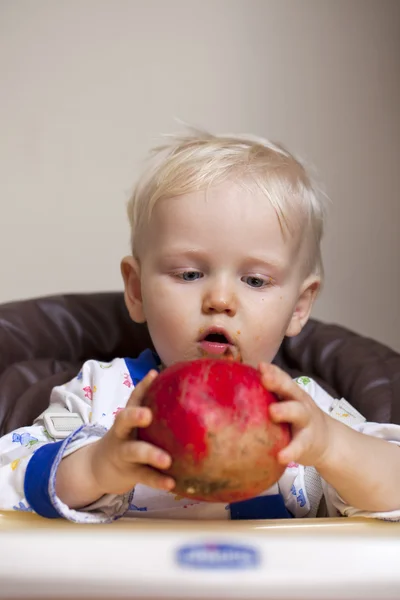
123,181,318,368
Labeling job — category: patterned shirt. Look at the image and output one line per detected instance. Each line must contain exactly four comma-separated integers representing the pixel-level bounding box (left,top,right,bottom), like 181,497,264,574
1,349,400,523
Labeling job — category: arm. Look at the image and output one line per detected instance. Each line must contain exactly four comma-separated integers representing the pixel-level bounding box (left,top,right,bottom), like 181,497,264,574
55,370,174,509
1,357,174,521
260,363,400,514
313,418,400,512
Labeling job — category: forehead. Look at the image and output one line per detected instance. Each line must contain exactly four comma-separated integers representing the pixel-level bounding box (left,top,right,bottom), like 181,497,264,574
143,181,305,265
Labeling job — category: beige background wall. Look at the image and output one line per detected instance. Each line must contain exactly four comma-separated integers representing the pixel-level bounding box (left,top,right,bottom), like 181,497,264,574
0,0,399,351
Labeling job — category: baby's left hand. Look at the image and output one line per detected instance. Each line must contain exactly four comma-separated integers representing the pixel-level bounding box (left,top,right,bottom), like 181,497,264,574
259,363,335,468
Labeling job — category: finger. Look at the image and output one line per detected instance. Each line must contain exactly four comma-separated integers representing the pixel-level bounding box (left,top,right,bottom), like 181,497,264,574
259,363,309,403
121,439,172,471
113,405,153,440
126,370,159,408
276,432,309,465
269,400,310,428
132,464,175,492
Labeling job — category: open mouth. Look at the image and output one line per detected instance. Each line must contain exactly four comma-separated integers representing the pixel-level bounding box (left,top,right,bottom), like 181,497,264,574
198,329,240,360
204,332,230,344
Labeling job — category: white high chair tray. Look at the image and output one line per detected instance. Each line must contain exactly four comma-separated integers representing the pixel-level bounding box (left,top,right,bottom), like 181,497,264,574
0,511,399,600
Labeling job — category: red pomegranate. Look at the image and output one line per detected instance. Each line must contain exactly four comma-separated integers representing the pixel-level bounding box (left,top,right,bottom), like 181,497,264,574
139,359,291,503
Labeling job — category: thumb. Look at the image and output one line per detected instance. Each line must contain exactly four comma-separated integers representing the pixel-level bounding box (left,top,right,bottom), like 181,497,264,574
126,369,158,408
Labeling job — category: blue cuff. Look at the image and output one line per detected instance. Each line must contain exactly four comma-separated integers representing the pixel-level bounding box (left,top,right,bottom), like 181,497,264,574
230,494,293,520
24,442,64,519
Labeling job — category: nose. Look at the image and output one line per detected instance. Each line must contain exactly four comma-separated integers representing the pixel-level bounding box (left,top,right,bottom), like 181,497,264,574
202,279,237,316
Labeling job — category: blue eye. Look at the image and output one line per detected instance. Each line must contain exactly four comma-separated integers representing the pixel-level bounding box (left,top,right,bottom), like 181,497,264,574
242,276,269,288
179,271,203,282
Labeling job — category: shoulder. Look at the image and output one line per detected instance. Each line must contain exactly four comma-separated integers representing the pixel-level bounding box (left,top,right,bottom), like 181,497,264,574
293,375,336,412
71,357,129,386
49,358,130,403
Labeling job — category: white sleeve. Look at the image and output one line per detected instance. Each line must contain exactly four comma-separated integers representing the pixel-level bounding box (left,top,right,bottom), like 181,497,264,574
0,421,55,513
295,376,400,521
0,358,135,523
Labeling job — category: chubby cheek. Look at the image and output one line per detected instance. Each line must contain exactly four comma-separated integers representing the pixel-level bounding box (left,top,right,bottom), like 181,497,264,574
141,281,194,366
147,318,183,366
243,298,295,366
243,332,282,367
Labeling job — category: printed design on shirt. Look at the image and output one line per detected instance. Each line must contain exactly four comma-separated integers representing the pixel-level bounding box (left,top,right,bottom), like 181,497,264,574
122,372,133,388
76,371,83,381
11,459,20,470
129,503,148,512
12,432,38,448
43,428,53,440
99,363,113,369
287,462,299,469
13,501,33,512
128,497,201,512
173,495,201,508
291,484,306,507
83,385,97,401
296,376,311,386
113,407,124,417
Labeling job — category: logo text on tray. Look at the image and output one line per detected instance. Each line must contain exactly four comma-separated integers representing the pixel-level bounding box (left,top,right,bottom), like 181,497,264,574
176,542,260,569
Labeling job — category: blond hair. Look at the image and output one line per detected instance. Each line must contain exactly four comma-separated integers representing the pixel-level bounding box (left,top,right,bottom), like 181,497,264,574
127,129,326,278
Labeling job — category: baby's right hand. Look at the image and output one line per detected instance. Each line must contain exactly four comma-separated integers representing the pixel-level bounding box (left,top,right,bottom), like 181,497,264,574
90,370,175,496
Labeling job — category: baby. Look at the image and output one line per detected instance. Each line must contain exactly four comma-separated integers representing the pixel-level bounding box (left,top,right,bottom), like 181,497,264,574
1,130,400,523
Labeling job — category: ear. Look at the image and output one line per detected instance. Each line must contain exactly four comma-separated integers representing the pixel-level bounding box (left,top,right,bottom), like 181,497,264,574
285,276,321,338
120,255,146,323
